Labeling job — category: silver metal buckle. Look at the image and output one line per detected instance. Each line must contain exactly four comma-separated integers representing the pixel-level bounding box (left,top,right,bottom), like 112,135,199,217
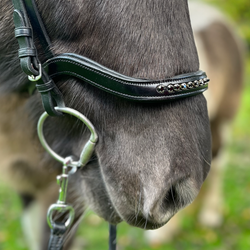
28,63,42,81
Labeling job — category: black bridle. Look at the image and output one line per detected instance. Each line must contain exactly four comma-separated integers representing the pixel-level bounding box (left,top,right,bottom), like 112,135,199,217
12,0,209,116
11,0,209,249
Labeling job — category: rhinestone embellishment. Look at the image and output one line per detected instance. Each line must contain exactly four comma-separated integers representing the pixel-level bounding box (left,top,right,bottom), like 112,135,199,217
155,78,209,94
181,83,187,90
167,84,174,93
156,84,165,94
194,80,200,88
174,84,181,91
187,82,194,89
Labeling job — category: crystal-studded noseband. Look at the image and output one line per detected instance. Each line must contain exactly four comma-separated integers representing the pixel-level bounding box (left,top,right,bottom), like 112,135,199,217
156,78,209,94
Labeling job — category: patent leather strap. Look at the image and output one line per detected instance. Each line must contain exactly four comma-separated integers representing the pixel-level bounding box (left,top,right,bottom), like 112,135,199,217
43,53,209,101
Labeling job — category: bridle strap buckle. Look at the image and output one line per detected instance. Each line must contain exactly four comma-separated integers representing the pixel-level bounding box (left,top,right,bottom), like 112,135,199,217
28,63,42,81
12,0,65,116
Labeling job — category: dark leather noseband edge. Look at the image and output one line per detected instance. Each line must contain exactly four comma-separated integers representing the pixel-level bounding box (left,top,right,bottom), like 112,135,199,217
44,53,209,101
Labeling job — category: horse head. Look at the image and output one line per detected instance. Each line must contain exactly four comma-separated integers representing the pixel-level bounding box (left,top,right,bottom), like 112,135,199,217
0,0,211,239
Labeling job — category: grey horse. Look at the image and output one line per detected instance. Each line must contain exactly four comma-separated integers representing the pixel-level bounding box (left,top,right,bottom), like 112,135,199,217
0,0,211,249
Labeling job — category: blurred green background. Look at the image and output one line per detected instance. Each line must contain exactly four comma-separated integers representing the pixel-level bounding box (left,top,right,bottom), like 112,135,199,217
208,0,250,49
0,0,250,249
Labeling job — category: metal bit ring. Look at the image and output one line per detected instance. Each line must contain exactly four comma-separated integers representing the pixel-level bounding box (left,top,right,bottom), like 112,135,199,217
37,107,98,168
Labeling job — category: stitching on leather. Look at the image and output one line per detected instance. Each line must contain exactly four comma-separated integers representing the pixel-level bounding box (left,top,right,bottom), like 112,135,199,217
45,58,205,87
50,70,207,99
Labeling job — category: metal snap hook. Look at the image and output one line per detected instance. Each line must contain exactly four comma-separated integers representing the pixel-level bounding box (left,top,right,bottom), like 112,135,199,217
46,157,77,230
37,107,98,168
47,203,75,230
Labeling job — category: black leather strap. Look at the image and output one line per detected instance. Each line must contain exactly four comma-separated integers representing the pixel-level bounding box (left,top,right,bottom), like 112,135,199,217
12,0,39,76
12,0,65,116
35,69,65,116
43,53,209,101
47,224,67,250
23,0,54,60
109,224,117,250
12,0,209,113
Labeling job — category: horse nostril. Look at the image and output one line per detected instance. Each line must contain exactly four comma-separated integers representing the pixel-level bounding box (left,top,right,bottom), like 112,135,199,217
163,186,179,210
161,178,199,214
138,178,199,228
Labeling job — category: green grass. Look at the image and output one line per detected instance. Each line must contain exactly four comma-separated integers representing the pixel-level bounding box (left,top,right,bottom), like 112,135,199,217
205,0,250,48
0,185,27,250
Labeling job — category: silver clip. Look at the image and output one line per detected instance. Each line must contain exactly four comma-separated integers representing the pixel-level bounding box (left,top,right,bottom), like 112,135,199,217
37,107,98,230
47,156,77,229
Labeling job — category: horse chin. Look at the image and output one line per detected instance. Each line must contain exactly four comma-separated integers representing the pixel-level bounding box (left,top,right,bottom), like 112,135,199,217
80,162,173,228
104,178,199,230
123,216,171,230
82,158,202,229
